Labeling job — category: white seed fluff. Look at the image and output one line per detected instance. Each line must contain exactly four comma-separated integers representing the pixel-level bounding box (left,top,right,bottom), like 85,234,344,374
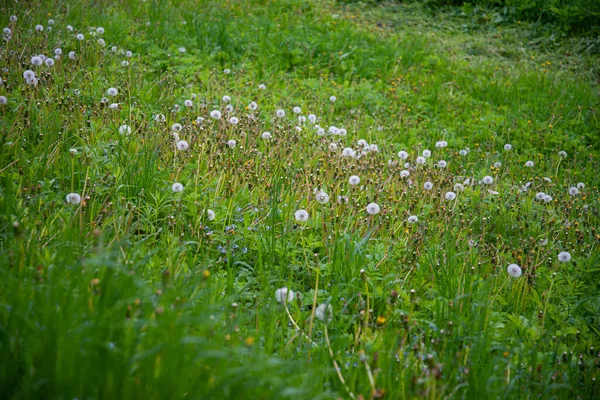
294,209,309,222
445,191,456,201
507,264,522,278
176,140,189,151
275,287,295,303
366,202,381,215
557,252,571,263
65,193,81,205
349,175,360,185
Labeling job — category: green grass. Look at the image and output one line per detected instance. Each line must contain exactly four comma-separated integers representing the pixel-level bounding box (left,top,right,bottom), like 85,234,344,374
0,0,599,399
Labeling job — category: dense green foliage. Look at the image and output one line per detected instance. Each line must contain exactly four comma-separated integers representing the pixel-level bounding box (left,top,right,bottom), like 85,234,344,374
341,0,600,35
0,0,599,399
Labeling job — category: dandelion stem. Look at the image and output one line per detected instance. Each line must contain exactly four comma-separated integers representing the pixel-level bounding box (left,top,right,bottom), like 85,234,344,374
283,302,317,347
360,350,376,395
324,325,355,399
307,265,320,362
363,278,370,337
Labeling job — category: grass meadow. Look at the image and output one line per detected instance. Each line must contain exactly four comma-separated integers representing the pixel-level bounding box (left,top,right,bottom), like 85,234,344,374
0,0,599,398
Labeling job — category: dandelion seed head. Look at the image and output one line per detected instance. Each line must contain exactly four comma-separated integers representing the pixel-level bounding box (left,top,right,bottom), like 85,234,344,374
316,303,333,323
172,182,184,193
65,193,81,205
535,192,546,201
366,202,380,215
207,209,215,221
210,110,222,120
558,252,571,263
118,125,131,135
349,175,360,185
342,147,355,157
423,182,433,190
482,176,494,185
294,209,309,222
176,140,189,151
316,191,330,204
275,287,295,303
507,264,522,278
445,191,456,201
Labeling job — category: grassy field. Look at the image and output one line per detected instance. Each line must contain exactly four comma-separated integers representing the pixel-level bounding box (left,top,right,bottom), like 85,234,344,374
1,0,599,398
